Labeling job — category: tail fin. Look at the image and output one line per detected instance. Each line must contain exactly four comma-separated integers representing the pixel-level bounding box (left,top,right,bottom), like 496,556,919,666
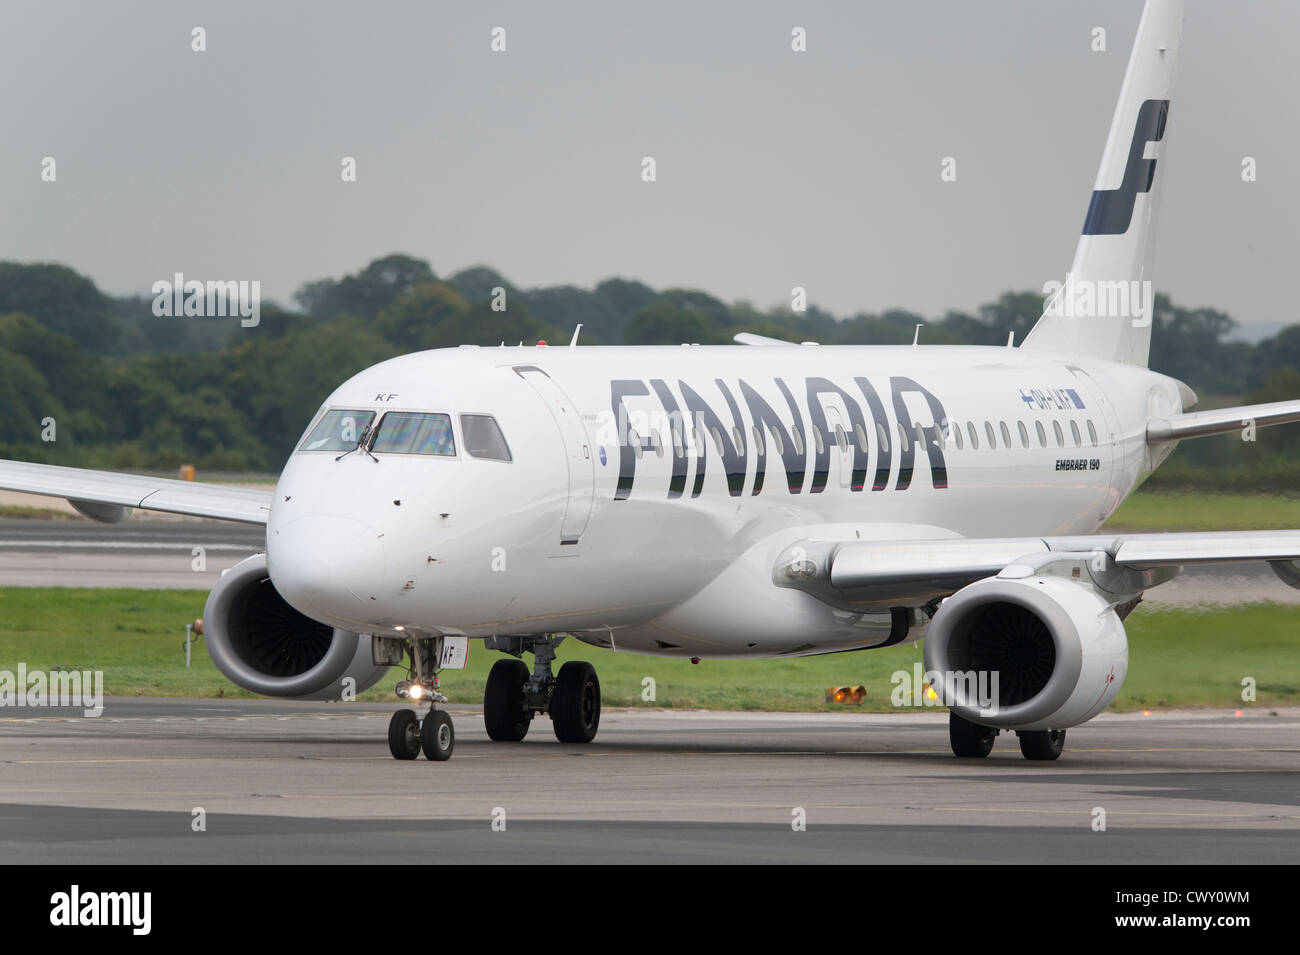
1022,0,1183,367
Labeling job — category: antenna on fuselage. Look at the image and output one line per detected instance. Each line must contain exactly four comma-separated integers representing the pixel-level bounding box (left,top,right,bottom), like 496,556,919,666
1007,330,1015,347
570,324,583,348
912,323,923,346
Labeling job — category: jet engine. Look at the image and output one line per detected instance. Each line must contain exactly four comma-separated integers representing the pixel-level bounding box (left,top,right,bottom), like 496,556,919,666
923,572,1127,731
203,554,389,700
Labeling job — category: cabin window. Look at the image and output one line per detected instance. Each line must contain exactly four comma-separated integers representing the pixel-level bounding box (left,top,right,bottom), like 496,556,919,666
651,429,665,458
298,409,376,452
896,421,910,452
999,421,1012,447
876,423,889,453
835,424,849,452
752,425,765,457
952,420,964,450
371,412,456,456
1087,420,1098,446
967,422,979,450
771,428,785,456
1017,420,1030,448
1070,420,1082,447
1053,420,1065,447
1035,421,1047,447
812,425,826,455
984,421,997,448
460,414,512,462
855,423,869,452
792,427,805,456
630,429,643,459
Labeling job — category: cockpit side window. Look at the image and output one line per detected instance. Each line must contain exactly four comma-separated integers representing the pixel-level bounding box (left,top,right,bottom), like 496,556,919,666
298,409,376,452
371,412,457,456
461,414,512,462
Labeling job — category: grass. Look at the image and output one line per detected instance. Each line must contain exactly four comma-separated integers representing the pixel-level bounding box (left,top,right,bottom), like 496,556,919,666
1108,490,1300,531
0,587,1295,713
0,504,75,520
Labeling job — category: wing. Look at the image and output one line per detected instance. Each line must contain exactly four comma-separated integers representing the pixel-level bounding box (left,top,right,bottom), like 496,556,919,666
775,528,1300,609
0,458,271,525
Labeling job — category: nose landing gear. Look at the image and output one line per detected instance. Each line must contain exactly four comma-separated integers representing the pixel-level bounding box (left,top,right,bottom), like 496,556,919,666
386,634,456,761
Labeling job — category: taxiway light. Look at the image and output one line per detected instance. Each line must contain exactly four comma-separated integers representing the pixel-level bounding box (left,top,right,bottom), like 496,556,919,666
826,685,866,705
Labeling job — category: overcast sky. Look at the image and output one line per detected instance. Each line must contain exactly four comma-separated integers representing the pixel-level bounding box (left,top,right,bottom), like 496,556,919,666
4,1,1298,336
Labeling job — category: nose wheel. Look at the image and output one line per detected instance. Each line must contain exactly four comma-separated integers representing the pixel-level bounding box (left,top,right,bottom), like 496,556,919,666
388,709,421,759
421,709,454,761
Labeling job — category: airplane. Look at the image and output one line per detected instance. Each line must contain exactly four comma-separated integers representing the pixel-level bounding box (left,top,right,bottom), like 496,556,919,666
3,0,1299,763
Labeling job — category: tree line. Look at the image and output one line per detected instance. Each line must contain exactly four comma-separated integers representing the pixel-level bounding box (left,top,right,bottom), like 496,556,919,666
1,254,1297,488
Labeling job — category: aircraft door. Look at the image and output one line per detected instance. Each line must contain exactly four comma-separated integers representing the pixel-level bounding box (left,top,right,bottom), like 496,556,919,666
515,366,595,544
1068,366,1124,522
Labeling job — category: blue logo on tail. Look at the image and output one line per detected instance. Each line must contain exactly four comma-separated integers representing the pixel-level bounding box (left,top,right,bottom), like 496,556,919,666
1081,98,1169,236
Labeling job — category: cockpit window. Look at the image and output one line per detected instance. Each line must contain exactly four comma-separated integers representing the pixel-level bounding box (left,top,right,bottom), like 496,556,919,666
298,409,376,452
460,414,512,462
370,412,456,456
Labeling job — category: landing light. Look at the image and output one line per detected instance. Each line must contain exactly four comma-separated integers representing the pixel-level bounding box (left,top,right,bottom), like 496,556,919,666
409,683,425,701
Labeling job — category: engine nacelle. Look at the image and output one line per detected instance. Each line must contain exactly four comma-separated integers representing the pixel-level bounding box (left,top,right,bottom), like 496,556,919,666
923,573,1128,730
203,554,389,700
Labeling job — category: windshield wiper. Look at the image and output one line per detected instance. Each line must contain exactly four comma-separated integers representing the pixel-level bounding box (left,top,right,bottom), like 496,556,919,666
334,423,380,463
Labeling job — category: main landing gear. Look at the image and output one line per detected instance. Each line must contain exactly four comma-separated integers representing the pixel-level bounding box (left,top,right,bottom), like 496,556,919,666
948,712,1066,761
387,634,455,761
482,635,601,745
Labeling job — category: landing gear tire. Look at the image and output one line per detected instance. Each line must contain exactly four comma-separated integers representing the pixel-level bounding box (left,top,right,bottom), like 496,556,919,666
550,661,601,744
388,709,421,760
484,659,532,742
1018,728,1065,761
949,711,996,758
421,709,455,761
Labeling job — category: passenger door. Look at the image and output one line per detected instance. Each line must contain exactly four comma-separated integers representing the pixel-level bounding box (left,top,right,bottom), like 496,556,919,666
515,366,594,544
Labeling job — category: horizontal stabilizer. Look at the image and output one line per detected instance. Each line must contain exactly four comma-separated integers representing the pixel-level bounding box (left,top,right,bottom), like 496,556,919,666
732,332,804,347
1147,398,1300,443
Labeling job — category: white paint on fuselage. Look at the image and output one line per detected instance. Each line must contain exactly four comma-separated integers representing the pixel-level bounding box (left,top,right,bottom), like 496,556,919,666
265,344,1182,657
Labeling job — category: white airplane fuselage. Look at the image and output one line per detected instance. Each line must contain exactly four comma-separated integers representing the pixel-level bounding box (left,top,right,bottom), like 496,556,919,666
266,343,1186,657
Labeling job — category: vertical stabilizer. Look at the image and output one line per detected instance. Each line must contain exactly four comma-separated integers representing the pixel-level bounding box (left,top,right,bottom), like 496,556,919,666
1022,0,1183,367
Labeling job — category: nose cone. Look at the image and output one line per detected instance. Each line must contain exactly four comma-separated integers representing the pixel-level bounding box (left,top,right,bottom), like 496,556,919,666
268,515,388,629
